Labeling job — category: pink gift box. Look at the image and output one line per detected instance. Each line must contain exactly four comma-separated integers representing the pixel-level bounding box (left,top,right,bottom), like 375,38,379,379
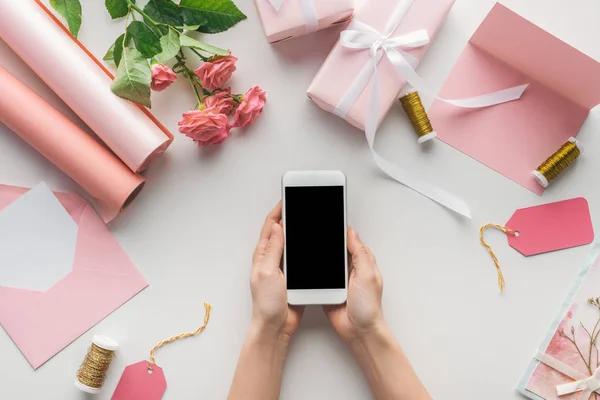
254,0,355,43
307,0,455,131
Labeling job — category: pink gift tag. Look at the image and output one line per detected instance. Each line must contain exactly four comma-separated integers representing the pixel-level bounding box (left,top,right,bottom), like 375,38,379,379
505,198,594,256
112,361,167,400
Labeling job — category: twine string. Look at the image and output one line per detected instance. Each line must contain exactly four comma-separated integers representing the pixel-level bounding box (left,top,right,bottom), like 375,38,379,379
148,302,212,370
479,223,517,293
399,91,434,140
76,343,115,390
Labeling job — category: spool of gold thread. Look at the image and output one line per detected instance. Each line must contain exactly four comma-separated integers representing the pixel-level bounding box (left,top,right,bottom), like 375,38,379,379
399,90,437,144
75,335,118,394
532,137,581,188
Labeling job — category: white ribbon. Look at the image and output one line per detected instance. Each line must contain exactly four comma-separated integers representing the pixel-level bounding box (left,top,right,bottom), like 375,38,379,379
535,351,600,399
268,0,318,33
333,1,528,218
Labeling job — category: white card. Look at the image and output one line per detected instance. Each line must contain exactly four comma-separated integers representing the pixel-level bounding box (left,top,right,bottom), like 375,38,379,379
0,183,78,291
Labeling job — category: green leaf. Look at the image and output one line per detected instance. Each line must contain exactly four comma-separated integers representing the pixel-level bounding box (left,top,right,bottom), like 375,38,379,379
105,34,130,68
111,33,129,67
155,29,181,63
127,21,162,58
105,0,130,19
180,34,228,56
179,0,247,33
144,0,183,26
50,0,82,38
103,44,116,67
179,24,202,31
111,48,152,108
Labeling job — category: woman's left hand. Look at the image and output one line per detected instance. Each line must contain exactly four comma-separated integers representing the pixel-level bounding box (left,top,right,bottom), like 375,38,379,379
250,202,304,341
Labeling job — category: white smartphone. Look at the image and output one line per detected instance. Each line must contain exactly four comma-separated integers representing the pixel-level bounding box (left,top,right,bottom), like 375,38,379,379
282,170,348,305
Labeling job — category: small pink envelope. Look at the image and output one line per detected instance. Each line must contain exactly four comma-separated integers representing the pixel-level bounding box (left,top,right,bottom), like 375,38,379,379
0,185,148,369
430,3,600,194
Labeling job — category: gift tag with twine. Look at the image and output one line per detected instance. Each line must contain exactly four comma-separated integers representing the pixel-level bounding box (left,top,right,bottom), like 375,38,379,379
480,199,593,292
112,302,212,400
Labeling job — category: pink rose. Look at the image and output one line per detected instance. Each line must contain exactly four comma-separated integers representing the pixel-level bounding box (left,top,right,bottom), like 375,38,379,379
151,63,177,92
178,107,230,146
203,89,236,115
233,86,267,128
194,52,237,90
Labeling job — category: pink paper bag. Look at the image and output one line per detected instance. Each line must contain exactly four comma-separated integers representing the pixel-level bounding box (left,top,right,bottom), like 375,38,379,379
307,0,455,131
254,0,354,43
430,3,600,194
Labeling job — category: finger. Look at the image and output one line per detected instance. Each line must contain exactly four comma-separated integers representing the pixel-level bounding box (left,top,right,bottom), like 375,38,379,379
259,201,282,242
347,227,372,271
290,305,305,319
264,223,284,269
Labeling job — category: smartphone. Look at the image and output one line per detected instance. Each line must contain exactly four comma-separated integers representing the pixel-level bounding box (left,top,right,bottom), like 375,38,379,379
282,170,348,305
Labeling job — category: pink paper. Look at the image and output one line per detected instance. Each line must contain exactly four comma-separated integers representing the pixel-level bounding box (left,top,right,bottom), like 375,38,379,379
0,185,148,369
430,3,600,194
254,0,354,43
307,0,455,131
0,0,173,173
0,65,145,222
506,198,594,256
112,361,167,400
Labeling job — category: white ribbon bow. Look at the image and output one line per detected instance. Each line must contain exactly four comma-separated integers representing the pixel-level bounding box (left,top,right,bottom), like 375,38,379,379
333,0,528,218
268,0,318,33
536,351,600,399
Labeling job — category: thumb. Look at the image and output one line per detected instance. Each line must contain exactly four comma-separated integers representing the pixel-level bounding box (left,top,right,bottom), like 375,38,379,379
347,228,372,270
265,223,284,267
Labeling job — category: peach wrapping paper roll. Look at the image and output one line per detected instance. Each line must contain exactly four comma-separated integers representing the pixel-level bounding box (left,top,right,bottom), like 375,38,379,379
0,0,173,173
0,65,145,222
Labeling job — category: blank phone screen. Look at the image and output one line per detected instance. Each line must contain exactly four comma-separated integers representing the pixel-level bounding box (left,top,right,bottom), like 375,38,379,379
284,186,346,290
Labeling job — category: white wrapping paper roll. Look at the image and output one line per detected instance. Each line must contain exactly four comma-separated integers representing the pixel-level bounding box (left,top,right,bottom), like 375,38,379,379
0,0,173,173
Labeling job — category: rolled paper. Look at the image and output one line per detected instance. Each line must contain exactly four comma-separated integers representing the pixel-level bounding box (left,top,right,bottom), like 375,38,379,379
254,0,354,43
0,0,173,173
0,65,145,222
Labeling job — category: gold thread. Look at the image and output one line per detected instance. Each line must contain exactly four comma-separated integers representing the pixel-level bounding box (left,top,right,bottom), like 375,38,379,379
479,223,517,293
148,302,212,369
76,343,116,390
399,91,434,140
535,139,580,185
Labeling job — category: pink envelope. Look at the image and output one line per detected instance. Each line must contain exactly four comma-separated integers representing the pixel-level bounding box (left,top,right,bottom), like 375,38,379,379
0,185,148,369
429,3,600,194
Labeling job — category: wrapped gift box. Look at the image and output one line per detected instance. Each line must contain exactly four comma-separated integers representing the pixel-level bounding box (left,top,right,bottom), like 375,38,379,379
254,0,354,43
307,0,455,131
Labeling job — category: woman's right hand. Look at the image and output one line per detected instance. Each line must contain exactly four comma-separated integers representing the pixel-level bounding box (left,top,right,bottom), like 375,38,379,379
324,228,386,344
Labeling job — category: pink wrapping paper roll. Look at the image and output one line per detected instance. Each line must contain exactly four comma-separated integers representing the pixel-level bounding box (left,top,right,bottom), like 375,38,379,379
254,0,354,43
0,65,145,222
307,0,455,131
0,0,173,173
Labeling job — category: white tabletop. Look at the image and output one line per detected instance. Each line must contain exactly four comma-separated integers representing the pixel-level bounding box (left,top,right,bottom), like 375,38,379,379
1,0,600,399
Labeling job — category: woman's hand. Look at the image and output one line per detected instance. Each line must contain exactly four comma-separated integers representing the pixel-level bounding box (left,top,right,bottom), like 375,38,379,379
250,202,304,342
324,228,386,344
228,202,304,400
